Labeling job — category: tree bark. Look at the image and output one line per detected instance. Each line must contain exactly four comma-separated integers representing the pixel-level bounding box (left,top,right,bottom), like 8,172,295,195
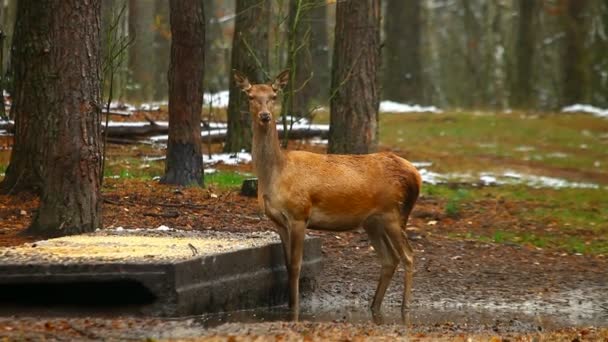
283,0,326,122
161,0,205,186
561,0,590,106
153,0,170,101
224,0,269,153
1,0,50,194
328,0,380,154
127,0,155,103
309,1,329,103
27,0,103,237
510,0,539,109
203,0,228,92
382,0,423,104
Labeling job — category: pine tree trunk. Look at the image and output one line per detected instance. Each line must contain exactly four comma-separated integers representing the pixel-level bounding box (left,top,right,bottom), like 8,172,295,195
1,0,51,194
561,0,590,106
153,0,170,101
283,0,327,121
328,0,380,154
309,1,329,103
382,0,422,103
160,0,205,186
28,0,103,236
224,0,269,153
128,0,155,102
203,0,227,92
283,0,313,121
510,0,538,109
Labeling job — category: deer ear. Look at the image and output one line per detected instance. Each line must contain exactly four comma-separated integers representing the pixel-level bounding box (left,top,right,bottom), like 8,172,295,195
272,69,290,91
233,69,251,92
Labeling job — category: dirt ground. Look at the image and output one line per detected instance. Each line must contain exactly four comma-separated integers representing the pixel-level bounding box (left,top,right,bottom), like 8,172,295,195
0,175,607,341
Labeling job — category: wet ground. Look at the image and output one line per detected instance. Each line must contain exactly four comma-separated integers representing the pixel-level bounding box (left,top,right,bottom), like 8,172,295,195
1,167,607,339
0,229,606,340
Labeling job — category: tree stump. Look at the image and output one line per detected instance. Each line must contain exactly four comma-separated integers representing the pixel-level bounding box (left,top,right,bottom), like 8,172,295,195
241,178,258,197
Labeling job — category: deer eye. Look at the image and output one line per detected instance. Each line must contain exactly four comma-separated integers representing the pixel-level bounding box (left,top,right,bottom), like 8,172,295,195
248,95,254,100
270,95,277,101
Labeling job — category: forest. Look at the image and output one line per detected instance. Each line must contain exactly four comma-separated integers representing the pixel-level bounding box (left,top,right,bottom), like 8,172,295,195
0,0,607,340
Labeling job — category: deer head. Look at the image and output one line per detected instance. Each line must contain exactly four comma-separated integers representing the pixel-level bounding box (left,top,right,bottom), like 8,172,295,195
233,69,289,127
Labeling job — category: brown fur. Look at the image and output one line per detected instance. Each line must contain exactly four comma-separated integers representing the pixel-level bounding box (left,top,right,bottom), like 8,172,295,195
234,70,422,316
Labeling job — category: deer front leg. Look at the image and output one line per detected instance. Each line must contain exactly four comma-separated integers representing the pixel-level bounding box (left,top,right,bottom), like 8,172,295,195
288,220,306,315
264,196,291,268
274,223,291,268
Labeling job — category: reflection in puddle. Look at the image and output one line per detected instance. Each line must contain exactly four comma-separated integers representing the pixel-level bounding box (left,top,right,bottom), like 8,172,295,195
185,300,608,333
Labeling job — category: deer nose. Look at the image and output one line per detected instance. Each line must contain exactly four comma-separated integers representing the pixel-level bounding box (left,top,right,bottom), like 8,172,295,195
259,112,272,123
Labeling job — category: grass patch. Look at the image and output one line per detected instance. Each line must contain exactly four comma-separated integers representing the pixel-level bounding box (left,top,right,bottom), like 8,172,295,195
445,189,470,217
425,183,608,255
381,112,608,178
205,171,251,189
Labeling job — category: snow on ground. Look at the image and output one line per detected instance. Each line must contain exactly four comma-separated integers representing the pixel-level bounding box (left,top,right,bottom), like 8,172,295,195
205,152,252,166
412,162,600,189
204,90,230,108
149,129,228,143
562,104,608,118
379,101,442,113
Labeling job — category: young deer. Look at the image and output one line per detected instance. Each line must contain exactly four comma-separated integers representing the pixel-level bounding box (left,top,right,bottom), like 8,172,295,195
234,70,422,314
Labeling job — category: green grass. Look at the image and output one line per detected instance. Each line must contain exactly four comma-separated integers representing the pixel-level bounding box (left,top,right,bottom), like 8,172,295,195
444,188,470,217
380,112,608,177
424,183,608,255
205,171,252,189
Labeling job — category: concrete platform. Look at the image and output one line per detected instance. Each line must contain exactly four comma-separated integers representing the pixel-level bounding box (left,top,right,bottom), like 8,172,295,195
0,230,322,316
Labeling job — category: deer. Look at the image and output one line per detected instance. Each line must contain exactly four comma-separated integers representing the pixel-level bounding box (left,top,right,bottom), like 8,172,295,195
234,69,422,317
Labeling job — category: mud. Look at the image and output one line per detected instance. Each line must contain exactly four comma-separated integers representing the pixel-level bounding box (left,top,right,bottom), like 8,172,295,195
0,230,606,340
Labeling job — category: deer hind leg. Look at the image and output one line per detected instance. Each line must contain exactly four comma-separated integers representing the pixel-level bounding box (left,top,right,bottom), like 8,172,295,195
364,218,399,313
384,220,415,311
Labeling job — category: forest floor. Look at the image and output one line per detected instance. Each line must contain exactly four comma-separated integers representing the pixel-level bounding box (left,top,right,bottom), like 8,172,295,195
0,110,607,340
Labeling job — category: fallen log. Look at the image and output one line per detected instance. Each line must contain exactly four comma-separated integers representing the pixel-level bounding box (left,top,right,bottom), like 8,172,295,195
0,121,14,132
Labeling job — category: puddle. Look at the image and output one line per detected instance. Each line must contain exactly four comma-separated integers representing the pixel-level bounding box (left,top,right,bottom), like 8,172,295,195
175,285,608,333
174,302,606,334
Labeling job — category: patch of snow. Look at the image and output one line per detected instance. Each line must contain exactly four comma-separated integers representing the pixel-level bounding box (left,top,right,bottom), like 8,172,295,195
514,146,535,152
105,121,168,127
139,103,161,111
477,143,497,149
546,152,568,159
309,137,328,145
203,90,230,108
205,152,252,166
412,161,433,168
562,104,608,118
417,168,445,185
380,101,442,113
479,174,498,185
156,225,172,231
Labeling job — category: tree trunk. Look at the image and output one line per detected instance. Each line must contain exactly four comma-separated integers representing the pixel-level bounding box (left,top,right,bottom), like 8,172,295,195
27,0,103,236
0,0,17,77
160,0,205,186
510,0,539,109
328,0,380,154
283,0,326,123
223,0,269,153
153,0,170,101
0,0,50,194
309,1,329,103
203,0,227,92
128,0,155,103
561,0,590,106
382,0,422,104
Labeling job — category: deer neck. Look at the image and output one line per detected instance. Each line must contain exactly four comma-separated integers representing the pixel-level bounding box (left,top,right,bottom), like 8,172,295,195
252,122,285,192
